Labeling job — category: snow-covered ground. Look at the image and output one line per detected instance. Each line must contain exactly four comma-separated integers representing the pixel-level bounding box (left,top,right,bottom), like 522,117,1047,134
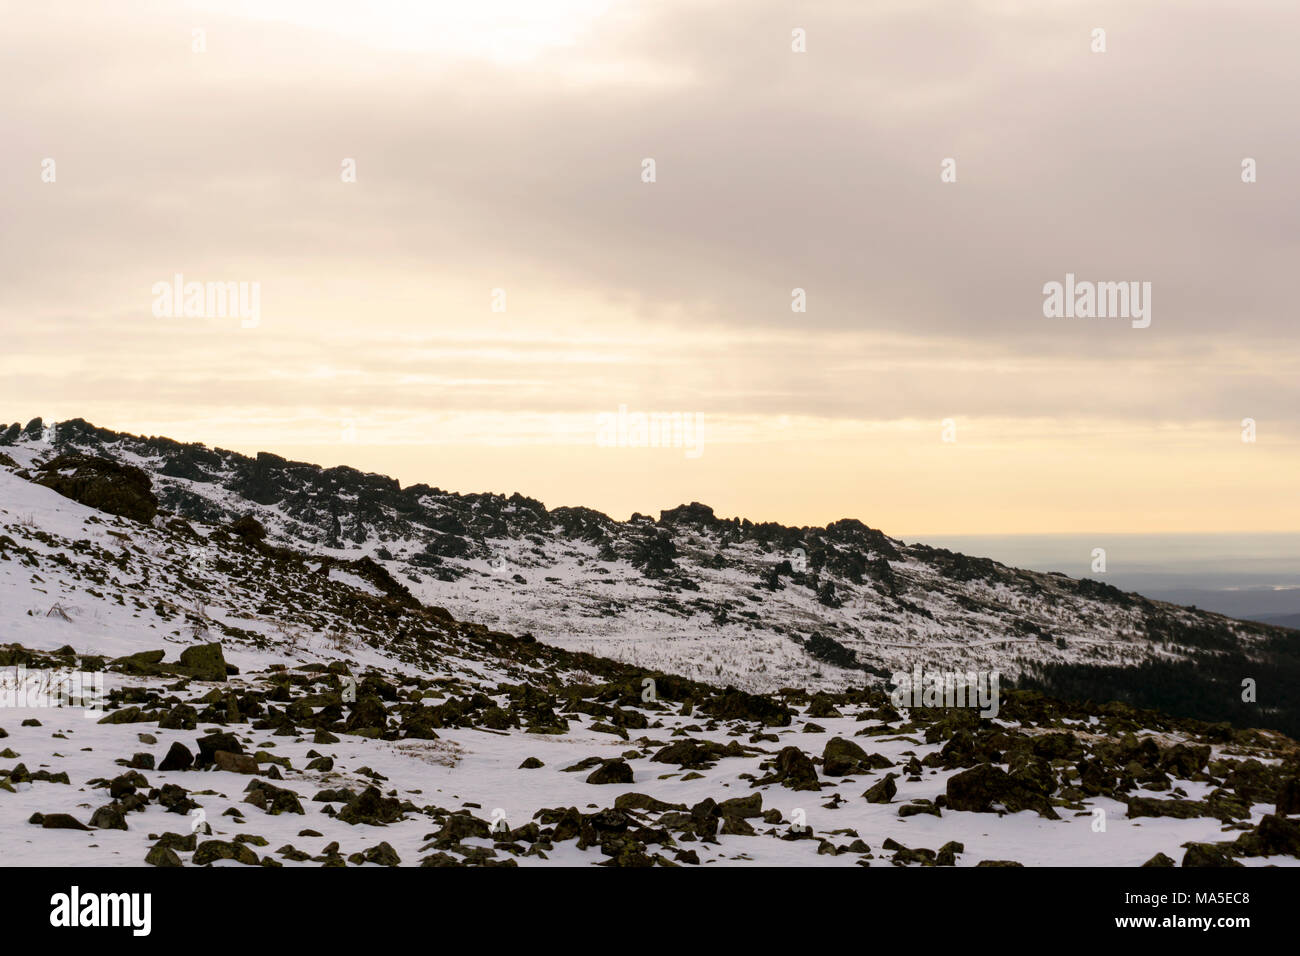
2,422,1277,697
2,453,1297,867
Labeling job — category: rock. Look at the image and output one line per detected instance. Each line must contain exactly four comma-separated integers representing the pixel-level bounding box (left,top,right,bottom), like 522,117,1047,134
689,799,720,839
1126,797,1216,821
363,842,402,866
158,742,194,771
344,697,388,733
586,760,633,785
945,764,1058,819
720,815,755,836
228,515,267,542
33,454,158,523
881,837,934,866
1223,759,1278,804
436,813,491,843
1235,814,1300,857
863,773,898,804
313,788,356,803
757,746,821,791
152,832,197,852
718,794,763,819
157,783,199,814
615,793,686,813
213,750,258,774
178,643,228,681
1159,743,1210,777
113,650,166,675
40,813,90,830
158,704,198,731
822,737,872,776
90,803,128,830
1276,777,1300,816
109,771,146,798
1141,852,1175,867
193,840,260,866
195,732,243,765
699,687,793,727
519,757,544,769
243,780,305,815
337,786,405,826
145,846,183,867
651,739,724,769
1181,843,1242,867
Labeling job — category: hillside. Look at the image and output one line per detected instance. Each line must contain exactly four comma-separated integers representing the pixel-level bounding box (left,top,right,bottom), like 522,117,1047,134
3,418,1292,712
1,417,1299,867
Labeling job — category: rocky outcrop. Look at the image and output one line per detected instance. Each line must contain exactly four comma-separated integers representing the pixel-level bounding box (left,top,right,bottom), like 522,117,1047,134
33,454,158,523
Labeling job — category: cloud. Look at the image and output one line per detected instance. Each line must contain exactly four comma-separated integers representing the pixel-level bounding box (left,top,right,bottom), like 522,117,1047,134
1,0,1298,527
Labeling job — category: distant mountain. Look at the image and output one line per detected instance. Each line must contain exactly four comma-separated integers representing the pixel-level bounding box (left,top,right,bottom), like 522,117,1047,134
4,416,1299,736
1256,612,1300,631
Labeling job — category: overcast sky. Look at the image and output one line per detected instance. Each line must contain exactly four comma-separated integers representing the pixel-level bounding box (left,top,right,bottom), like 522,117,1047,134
2,0,1298,534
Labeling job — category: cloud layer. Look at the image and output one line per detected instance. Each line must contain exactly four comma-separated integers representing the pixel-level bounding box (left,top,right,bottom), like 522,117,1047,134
2,0,1297,531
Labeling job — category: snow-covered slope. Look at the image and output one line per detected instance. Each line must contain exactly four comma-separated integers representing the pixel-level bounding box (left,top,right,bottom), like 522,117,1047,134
1,418,1283,696
2,418,1299,868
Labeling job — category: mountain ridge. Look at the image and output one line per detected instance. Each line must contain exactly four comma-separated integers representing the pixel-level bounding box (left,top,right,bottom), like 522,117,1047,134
3,416,1296,732
2,415,1300,868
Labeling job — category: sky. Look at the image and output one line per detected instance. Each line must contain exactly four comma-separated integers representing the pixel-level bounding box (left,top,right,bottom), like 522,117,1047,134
2,0,1298,534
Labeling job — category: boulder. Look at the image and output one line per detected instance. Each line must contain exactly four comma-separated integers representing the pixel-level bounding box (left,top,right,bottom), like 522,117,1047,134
822,737,871,776
158,742,194,772
178,643,228,681
195,732,243,765
213,750,258,774
863,773,898,804
40,813,90,831
33,454,158,523
337,786,405,826
586,760,633,785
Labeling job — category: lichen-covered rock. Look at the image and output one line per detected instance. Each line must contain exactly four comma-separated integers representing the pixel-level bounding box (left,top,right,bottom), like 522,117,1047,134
337,786,405,826
586,759,633,785
145,845,183,867
178,642,227,681
89,803,128,830
822,737,871,776
945,764,1058,819
158,742,194,771
33,454,158,523
863,773,898,804
193,840,260,866
756,746,820,791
